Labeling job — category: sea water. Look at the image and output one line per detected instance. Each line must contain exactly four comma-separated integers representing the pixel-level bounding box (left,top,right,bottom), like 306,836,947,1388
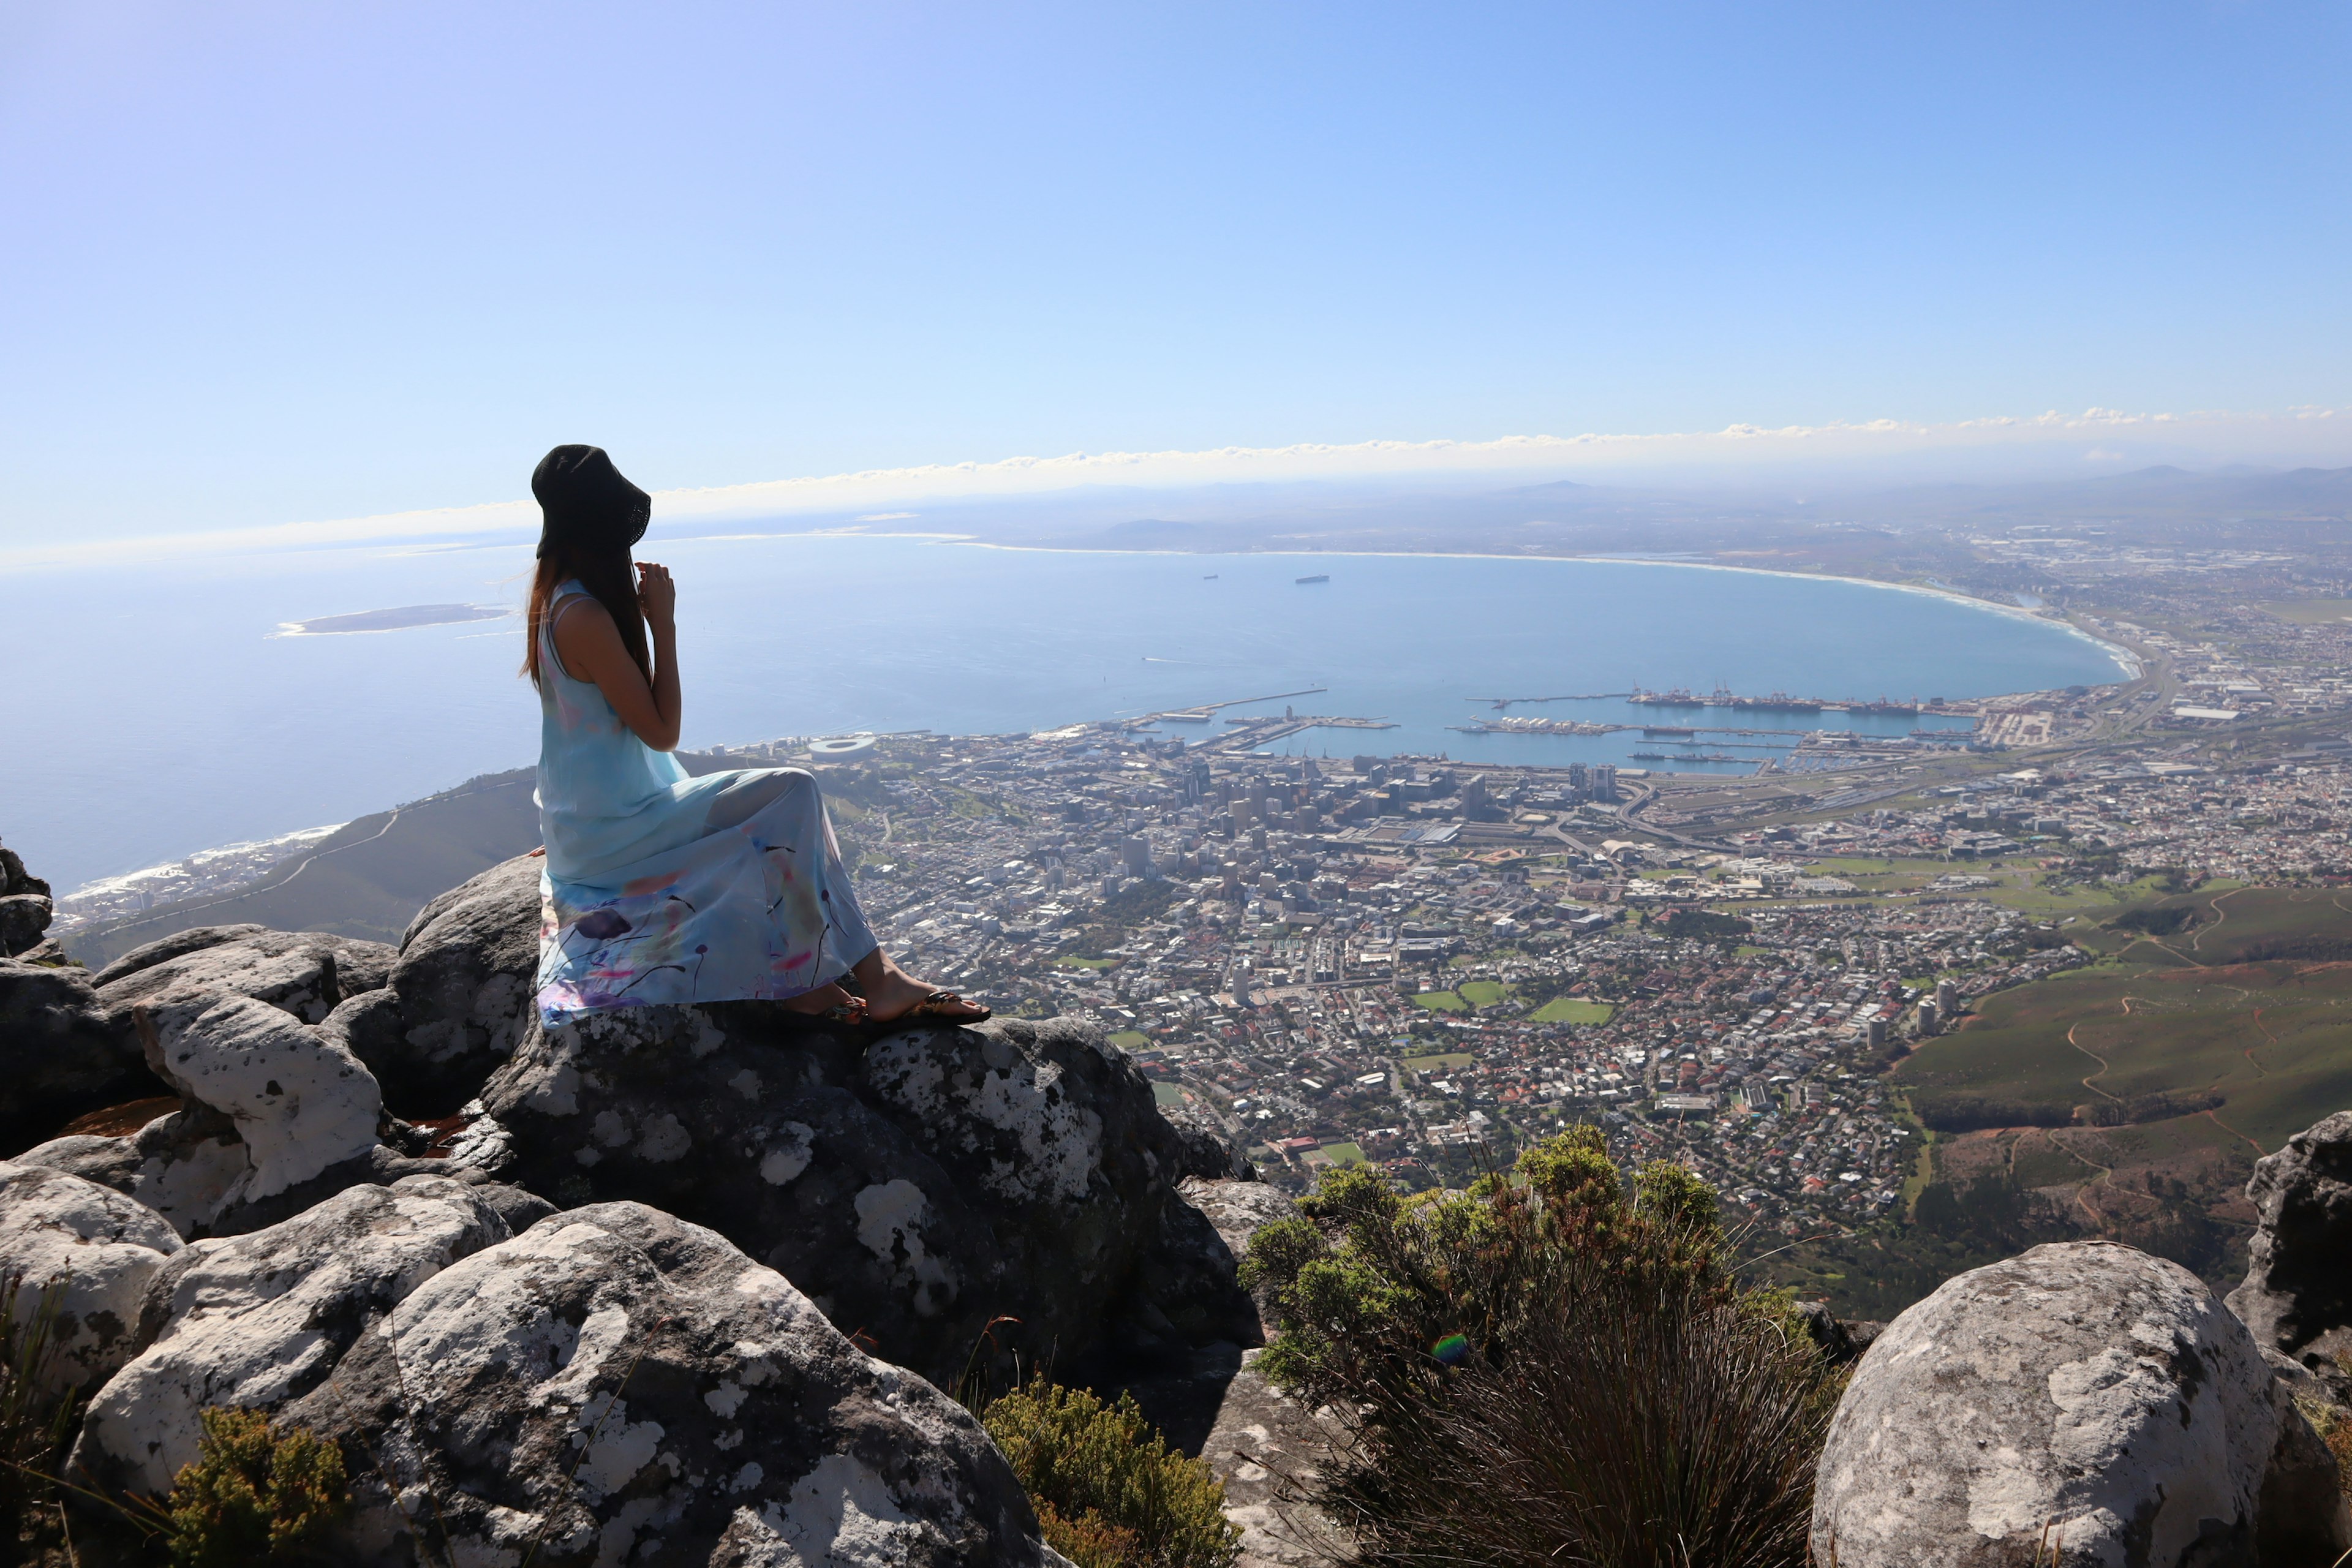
2,532,2125,890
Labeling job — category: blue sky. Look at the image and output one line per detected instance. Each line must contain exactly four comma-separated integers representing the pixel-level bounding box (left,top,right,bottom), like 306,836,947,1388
4,1,2348,543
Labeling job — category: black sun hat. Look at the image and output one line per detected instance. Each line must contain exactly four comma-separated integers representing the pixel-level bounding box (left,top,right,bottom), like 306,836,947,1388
532,445,652,559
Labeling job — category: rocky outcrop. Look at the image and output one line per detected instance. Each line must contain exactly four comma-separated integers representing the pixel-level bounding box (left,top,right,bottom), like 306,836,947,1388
329,853,544,1117
283,1201,1057,1567
0,839,55,959
0,958,160,1156
2228,1108,2352,1391
17,979,532,1240
92,925,397,1029
136,990,384,1210
1,918,400,1158
15,1101,250,1237
71,1175,519,1496
477,1001,1240,1389
1811,1239,2339,1567
0,1161,182,1393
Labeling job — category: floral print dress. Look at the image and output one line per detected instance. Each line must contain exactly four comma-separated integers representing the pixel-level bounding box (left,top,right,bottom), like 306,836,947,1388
532,581,875,1023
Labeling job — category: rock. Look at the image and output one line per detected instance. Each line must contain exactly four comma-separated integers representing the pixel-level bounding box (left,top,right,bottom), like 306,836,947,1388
1811,1240,2314,1568
331,854,543,1117
478,1003,1205,1388
94,927,398,1030
88,924,271,988
0,1161,182,1394
280,1200,1059,1567
70,1175,518,1497
1,892,54,957
1114,1179,1348,1568
0,958,162,1156
0,841,51,902
1161,1104,1258,1181
136,992,383,1209
15,1101,249,1237
2228,1109,2352,1389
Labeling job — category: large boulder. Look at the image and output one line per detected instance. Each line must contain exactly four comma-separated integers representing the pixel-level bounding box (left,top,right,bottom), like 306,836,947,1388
0,959,160,1155
0,839,54,959
71,1175,519,1496
15,1101,250,1237
280,1201,1059,1567
0,1161,182,1393
329,853,543,1116
94,925,398,1029
2228,1109,2352,1388
475,1003,1224,1387
1812,1240,2337,1567
136,991,383,1209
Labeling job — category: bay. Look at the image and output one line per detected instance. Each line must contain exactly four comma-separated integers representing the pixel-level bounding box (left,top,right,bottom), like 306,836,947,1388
2,532,2125,890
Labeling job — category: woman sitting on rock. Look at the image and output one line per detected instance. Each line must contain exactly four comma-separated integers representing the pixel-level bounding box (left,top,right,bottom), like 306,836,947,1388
522,443,987,1028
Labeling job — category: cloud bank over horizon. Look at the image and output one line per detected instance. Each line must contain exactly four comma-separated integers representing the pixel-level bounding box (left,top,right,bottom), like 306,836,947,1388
12,404,2347,571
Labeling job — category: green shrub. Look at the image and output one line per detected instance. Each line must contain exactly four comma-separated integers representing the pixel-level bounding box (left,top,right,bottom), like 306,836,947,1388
1242,1129,1842,1568
164,1407,349,1567
981,1378,1241,1568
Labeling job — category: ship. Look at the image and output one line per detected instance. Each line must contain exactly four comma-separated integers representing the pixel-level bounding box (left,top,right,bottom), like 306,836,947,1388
1295,574,1330,584
1727,692,1823,714
1642,726,1696,737
1843,698,1919,717
1629,687,1703,707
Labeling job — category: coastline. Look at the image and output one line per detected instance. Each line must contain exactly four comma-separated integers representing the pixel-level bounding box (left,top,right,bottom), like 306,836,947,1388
938,537,2144,686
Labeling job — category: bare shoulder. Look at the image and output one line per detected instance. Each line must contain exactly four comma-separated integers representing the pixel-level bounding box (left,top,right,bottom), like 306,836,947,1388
550,593,622,677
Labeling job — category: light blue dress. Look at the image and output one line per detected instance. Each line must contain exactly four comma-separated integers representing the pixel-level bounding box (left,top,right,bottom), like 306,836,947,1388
532,581,876,1023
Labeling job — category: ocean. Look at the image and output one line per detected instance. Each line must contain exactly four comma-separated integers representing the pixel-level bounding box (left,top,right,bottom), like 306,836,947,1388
5,532,2125,891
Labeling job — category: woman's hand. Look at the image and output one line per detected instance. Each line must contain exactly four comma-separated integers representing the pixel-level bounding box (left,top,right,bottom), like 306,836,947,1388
636,561,676,630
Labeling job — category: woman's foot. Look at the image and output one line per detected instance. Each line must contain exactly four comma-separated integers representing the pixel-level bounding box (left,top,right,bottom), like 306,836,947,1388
861,965,990,1025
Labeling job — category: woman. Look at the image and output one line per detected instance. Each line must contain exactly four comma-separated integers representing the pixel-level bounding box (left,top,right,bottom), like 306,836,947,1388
524,443,986,1027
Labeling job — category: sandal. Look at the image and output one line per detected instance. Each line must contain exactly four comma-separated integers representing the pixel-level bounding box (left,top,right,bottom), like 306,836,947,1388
888,990,992,1025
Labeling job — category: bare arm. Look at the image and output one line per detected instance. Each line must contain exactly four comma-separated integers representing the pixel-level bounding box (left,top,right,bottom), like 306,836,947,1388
551,564,682,750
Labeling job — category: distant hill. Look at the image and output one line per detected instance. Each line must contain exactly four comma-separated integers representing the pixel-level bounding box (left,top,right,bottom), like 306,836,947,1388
64,748,786,969
64,769,545,968
64,750,785,968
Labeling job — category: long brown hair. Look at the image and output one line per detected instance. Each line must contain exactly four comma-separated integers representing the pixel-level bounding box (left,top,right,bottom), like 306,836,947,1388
523,543,650,690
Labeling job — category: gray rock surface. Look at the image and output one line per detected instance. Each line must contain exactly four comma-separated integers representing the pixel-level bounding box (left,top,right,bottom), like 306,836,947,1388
477,1001,1232,1389
1118,1178,1349,1568
0,892,53,958
2228,1109,2352,1390
94,927,397,1030
1161,1105,1259,1182
70,1174,516,1496
137,991,384,1209
0,1161,182,1394
330,853,543,1116
282,1201,1058,1567
0,958,160,1156
15,1101,249,1237
89,924,273,987
1812,1240,2315,1568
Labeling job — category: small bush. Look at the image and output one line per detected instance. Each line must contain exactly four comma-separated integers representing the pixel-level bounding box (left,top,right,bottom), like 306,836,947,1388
164,1407,349,1567
1242,1129,1842,1568
982,1378,1241,1568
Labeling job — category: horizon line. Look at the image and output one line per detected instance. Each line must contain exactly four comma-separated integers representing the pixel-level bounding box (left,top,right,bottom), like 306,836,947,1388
5,403,2346,572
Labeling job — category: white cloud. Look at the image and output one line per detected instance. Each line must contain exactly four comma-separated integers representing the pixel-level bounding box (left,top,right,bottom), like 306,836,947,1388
7,404,2346,571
